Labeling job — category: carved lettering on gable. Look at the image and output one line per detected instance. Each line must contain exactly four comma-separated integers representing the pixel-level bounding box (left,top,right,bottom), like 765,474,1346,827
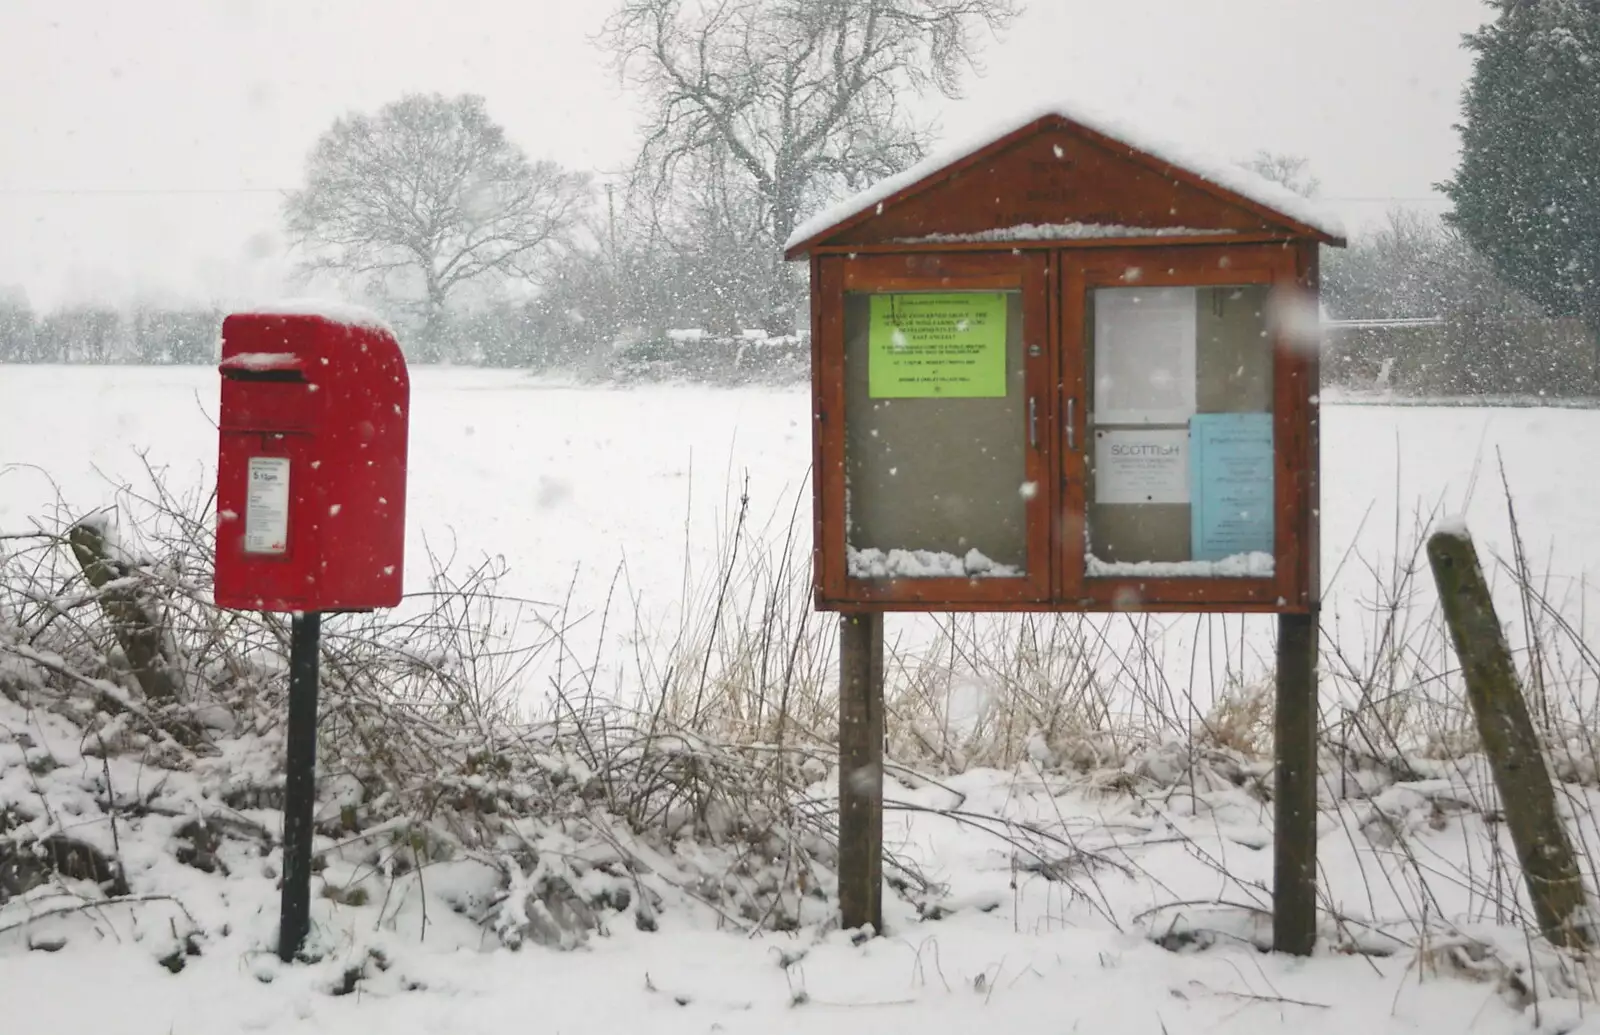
821,121,1275,246
1022,157,1075,206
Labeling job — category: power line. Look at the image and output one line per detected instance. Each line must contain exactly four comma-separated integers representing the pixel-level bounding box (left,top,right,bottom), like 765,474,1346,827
0,186,1451,203
1320,195,1450,204
0,187,290,196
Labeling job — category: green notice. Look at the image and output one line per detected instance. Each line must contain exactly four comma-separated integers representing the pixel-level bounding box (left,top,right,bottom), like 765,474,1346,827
868,293,1007,398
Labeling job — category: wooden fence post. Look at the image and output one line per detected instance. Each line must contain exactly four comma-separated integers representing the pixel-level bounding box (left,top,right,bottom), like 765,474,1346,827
837,610,884,934
68,519,178,704
1427,526,1590,949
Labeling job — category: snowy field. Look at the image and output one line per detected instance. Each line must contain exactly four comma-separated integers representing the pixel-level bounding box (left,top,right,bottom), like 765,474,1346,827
1,365,1594,707
5,365,1600,1035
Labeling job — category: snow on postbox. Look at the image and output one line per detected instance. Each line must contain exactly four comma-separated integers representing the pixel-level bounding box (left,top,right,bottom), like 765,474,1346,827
214,307,409,612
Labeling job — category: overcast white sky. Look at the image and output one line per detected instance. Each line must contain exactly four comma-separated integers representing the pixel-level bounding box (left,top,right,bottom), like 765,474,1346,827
0,0,1493,311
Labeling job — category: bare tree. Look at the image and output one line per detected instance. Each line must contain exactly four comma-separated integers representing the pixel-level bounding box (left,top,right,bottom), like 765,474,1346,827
1323,209,1477,321
600,0,1021,333
1240,151,1321,199
284,93,591,346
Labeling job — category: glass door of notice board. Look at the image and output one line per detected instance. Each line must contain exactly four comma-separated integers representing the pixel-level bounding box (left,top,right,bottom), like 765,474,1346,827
821,252,1054,607
1058,246,1303,610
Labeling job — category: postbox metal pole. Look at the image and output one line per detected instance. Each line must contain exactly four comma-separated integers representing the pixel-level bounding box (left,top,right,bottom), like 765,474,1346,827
278,610,322,962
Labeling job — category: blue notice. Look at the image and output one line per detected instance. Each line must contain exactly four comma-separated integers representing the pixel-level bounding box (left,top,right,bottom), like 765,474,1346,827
1189,413,1275,561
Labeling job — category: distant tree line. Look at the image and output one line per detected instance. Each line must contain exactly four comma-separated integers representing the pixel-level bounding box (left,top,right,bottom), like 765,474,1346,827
1234,148,1600,399
1321,0,1600,399
0,296,220,365
0,287,808,384
4,0,1595,399
4,205,1593,398
1320,210,1598,397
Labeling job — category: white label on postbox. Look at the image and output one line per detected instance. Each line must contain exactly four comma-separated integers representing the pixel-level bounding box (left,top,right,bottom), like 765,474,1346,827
245,457,291,554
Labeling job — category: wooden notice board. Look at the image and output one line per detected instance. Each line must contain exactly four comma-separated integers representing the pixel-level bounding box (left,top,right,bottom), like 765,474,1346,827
788,110,1343,615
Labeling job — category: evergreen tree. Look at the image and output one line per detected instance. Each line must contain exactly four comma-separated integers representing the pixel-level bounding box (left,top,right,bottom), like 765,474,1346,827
1441,0,1600,372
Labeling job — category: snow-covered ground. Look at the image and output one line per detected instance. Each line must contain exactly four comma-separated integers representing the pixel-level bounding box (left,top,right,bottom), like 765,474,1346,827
4,680,1595,1035
2,365,1595,707
4,365,1600,1035
5,671,1597,1035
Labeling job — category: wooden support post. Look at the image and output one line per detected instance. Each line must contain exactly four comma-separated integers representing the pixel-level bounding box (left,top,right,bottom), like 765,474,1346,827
1427,529,1590,949
837,610,884,935
1273,608,1319,955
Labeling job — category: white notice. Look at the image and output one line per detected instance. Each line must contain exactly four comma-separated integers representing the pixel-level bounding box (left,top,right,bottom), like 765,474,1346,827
1093,286,1197,424
245,457,291,554
1095,428,1189,504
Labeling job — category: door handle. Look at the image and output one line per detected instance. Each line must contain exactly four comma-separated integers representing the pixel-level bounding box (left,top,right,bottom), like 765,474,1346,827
1028,396,1039,448
1066,398,1076,451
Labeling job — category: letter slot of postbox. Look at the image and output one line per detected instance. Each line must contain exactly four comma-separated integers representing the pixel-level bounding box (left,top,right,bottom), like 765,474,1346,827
220,353,314,432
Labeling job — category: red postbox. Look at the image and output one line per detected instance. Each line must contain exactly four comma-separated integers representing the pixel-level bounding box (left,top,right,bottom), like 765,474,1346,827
214,305,409,612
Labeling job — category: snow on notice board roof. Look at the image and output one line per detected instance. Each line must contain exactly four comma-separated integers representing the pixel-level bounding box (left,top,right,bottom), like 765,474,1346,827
899,222,1235,244
784,100,1347,251
246,298,393,333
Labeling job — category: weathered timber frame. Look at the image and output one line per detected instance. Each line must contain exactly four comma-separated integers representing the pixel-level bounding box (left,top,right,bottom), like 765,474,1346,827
810,242,1321,613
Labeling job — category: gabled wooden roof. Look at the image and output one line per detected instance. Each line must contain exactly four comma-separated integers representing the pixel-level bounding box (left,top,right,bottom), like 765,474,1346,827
784,106,1347,258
